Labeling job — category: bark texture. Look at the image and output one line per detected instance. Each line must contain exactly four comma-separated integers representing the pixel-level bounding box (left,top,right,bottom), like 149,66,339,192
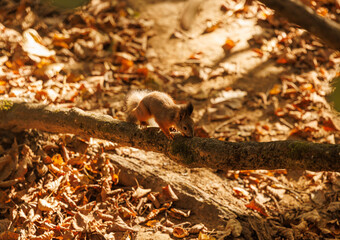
1,99,339,171
258,0,340,51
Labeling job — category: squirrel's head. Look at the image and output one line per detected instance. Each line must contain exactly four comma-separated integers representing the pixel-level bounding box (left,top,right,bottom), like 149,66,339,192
176,102,194,138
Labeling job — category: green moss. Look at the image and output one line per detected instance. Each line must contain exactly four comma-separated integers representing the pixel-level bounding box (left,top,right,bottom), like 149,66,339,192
288,141,312,159
0,100,14,111
170,139,195,165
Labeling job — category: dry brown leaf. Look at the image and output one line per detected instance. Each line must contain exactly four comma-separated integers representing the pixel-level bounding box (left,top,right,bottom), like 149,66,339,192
22,29,55,60
48,164,65,176
0,231,20,240
225,218,242,237
96,211,115,221
145,219,158,227
136,197,148,214
222,39,236,51
194,126,210,138
232,187,250,200
107,215,137,232
266,186,286,200
34,63,64,79
269,84,281,95
298,209,321,223
252,48,264,57
77,201,96,212
291,218,308,231
198,232,216,240
53,33,72,48
0,190,9,204
147,192,161,208
0,178,24,188
13,144,33,179
255,193,271,205
168,208,190,219
52,154,65,166
0,155,13,180
0,140,18,181
38,198,58,212
203,21,222,34
210,89,247,105
62,192,77,209
132,186,152,199
173,227,189,238
275,226,294,240
146,207,167,220
30,231,54,240
72,212,90,232
233,0,247,13
36,162,49,177
327,202,340,212
188,223,207,234
245,199,269,217
158,185,179,203
119,206,137,218
311,189,326,205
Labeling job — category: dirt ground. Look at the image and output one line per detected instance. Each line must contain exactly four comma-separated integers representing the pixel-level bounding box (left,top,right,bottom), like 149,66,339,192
127,0,280,101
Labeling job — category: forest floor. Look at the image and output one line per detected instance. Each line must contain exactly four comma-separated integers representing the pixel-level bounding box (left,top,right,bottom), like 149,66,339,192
0,0,339,239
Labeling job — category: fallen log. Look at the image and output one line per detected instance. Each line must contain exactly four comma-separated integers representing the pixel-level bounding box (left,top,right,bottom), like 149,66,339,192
0,98,339,171
257,0,340,51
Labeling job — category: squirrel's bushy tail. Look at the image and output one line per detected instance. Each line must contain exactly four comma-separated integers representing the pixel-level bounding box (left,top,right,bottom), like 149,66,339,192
125,90,150,112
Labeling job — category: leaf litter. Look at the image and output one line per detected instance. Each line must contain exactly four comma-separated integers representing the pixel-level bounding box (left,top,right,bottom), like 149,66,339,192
0,132,218,239
0,0,339,239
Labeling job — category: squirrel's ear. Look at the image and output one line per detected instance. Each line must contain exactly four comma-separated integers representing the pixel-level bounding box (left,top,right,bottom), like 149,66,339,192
186,102,193,116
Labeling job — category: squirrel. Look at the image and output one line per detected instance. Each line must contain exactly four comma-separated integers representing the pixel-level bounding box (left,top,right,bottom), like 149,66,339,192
125,90,194,139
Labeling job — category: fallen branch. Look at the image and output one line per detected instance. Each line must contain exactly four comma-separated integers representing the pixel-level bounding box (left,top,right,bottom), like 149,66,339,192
1,99,339,171
257,0,340,50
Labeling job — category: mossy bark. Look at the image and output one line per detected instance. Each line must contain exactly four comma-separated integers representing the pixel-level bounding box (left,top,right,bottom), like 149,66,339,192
1,99,339,171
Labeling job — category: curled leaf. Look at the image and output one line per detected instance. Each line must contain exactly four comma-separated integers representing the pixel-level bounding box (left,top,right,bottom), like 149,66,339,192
22,29,55,59
173,227,189,238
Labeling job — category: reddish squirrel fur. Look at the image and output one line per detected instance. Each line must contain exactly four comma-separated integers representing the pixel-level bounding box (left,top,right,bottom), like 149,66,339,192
126,90,194,139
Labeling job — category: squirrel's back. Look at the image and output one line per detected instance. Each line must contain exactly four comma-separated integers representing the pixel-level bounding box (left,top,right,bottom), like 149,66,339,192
125,89,151,112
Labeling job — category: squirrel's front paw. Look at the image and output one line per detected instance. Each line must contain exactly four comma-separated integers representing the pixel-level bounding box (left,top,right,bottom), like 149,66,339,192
168,133,174,140
163,132,174,140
